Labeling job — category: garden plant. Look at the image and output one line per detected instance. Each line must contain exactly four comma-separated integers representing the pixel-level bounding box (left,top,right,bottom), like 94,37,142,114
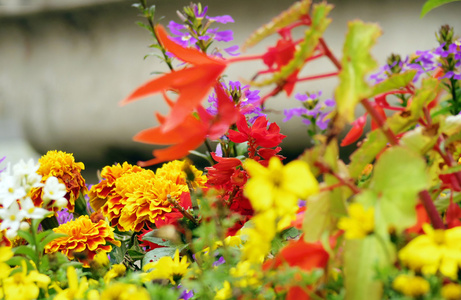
2,0,461,299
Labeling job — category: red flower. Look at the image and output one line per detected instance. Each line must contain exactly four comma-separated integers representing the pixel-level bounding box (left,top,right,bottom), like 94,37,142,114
263,238,330,300
228,115,286,159
131,83,239,166
340,114,366,147
121,25,227,132
446,202,461,228
406,203,430,234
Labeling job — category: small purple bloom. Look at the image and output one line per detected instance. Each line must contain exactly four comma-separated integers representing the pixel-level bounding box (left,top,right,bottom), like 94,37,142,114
57,208,74,225
193,4,208,18
213,256,226,267
224,45,240,56
207,15,234,24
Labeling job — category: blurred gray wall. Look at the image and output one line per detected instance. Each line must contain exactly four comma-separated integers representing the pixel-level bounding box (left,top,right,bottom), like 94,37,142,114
1,0,461,174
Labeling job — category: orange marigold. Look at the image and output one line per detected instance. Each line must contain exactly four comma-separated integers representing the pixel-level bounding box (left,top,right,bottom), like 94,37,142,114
32,150,87,212
89,162,143,211
155,160,207,188
44,215,120,267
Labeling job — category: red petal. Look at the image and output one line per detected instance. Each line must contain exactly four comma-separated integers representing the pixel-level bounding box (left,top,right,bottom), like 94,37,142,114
340,116,366,146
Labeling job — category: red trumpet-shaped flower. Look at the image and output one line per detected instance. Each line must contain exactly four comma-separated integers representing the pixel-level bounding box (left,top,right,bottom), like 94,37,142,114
121,25,227,132
133,83,239,166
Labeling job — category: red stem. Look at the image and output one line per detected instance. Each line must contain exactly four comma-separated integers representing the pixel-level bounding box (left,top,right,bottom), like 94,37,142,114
227,54,265,64
319,37,341,71
296,71,339,82
418,190,445,229
361,99,399,146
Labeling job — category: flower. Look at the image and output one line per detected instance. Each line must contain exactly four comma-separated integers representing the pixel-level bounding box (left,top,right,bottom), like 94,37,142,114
121,25,227,133
89,162,142,212
398,224,461,279
31,151,87,212
214,281,232,300
103,264,126,284
143,249,190,284
337,202,375,239
128,82,239,166
442,283,461,300
53,266,89,300
44,215,121,267
392,274,430,297
2,261,50,300
99,283,150,300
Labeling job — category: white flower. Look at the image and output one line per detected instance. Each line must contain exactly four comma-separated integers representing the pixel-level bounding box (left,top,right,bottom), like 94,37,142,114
20,196,50,220
12,159,42,192
0,173,26,208
0,201,25,239
43,176,67,206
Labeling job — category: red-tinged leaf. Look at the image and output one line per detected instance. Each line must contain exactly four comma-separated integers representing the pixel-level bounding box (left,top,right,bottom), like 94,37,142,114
156,25,226,66
340,115,366,146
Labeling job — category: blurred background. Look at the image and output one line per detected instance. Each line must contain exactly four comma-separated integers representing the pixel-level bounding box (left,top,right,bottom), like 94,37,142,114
1,0,461,181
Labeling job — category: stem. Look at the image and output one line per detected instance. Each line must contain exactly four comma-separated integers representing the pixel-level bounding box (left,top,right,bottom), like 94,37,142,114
319,38,341,71
361,99,399,146
139,0,174,72
314,162,361,194
226,54,265,64
204,139,217,164
419,190,445,229
167,195,198,225
296,71,339,82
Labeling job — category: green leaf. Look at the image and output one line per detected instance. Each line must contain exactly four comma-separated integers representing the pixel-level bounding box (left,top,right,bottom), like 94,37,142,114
141,230,175,247
16,230,34,245
243,0,312,49
344,236,390,300
252,2,332,87
13,245,38,263
142,247,177,267
348,130,388,179
400,127,439,155
6,256,35,271
126,249,145,261
303,191,335,242
371,70,416,97
421,0,461,17
335,21,381,122
370,146,429,232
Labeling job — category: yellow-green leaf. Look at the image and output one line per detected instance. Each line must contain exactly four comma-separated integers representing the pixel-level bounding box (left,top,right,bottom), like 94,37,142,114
371,70,416,97
335,21,381,122
421,0,461,18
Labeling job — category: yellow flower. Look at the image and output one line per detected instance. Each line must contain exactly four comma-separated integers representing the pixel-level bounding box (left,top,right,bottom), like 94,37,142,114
53,266,89,300
2,260,50,300
215,281,232,300
155,159,207,188
103,264,126,284
32,150,87,212
44,215,121,267
143,249,190,284
442,283,461,300
230,260,261,288
241,211,276,263
337,202,374,239
244,157,319,214
399,224,461,279
89,162,143,211
0,246,12,280
392,274,430,297
100,282,150,300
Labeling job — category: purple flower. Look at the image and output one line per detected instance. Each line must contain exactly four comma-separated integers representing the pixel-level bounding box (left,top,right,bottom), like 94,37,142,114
207,15,234,24
193,4,208,18
224,45,240,56
212,256,226,267
57,208,73,225
284,92,335,130
0,156,6,173
179,289,194,300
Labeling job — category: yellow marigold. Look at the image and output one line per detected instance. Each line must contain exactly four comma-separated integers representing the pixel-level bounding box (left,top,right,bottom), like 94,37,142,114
32,150,87,212
89,162,143,211
100,282,150,300
337,202,375,239
442,283,461,300
143,249,190,284
392,274,430,297
399,224,461,279
111,169,188,231
156,160,207,188
45,215,121,267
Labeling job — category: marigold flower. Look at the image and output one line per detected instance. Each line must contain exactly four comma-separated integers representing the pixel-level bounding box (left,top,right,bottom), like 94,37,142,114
337,202,375,239
143,249,190,284
399,224,461,279
32,150,87,212
442,283,461,300
44,215,120,267
89,162,143,212
392,274,430,297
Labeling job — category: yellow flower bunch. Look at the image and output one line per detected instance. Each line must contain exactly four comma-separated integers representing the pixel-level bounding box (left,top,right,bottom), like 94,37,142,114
242,157,319,262
399,224,461,279
392,274,430,297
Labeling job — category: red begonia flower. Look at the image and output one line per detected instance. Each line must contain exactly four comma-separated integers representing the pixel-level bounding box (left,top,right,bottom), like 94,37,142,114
340,114,366,147
121,25,227,132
